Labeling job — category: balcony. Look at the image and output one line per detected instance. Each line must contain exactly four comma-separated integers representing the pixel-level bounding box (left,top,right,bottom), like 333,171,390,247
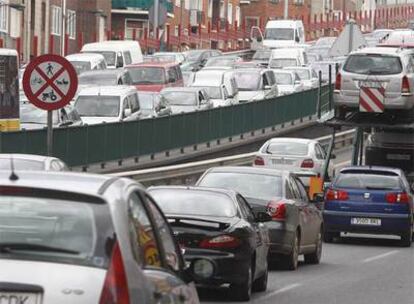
112,0,173,13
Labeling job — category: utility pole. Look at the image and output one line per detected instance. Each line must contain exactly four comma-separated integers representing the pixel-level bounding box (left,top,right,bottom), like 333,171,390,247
154,0,159,38
60,0,66,56
284,0,288,19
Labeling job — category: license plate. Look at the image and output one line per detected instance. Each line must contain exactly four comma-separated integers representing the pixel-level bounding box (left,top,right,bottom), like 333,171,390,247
359,81,383,88
0,293,41,304
351,218,381,226
386,154,411,161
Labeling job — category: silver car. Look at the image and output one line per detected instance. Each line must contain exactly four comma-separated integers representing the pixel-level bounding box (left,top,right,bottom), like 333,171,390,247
160,87,213,113
334,47,414,117
0,171,199,304
0,154,68,171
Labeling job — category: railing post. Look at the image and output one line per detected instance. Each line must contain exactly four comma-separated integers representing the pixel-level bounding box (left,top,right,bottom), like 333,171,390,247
317,70,322,119
328,64,332,112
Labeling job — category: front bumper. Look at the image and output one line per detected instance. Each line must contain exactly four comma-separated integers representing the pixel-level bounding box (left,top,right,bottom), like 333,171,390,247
323,210,412,235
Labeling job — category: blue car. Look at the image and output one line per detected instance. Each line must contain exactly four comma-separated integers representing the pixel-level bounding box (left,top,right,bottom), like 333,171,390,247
323,166,414,246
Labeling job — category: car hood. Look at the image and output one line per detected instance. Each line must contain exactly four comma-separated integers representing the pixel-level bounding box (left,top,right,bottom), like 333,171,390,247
263,40,297,48
210,99,230,107
238,91,263,101
20,123,48,130
81,116,120,125
135,84,165,92
0,259,105,304
278,85,295,94
170,105,197,113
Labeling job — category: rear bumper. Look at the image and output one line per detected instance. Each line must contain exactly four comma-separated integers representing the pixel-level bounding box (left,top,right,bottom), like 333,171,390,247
334,92,414,110
323,210,412,235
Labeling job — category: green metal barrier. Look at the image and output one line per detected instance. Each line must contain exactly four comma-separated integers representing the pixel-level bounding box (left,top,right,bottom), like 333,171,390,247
0,86,330,167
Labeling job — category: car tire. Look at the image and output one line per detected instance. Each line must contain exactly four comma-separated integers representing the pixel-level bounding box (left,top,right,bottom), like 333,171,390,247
304,228,322,264
323,231,339,243
281,230,300,270
252,266,268,292
230,262,252,301
400,229,412,247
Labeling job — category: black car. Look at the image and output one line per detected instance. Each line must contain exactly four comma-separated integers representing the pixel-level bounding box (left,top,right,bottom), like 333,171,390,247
148,186,270,301
196,166,323,270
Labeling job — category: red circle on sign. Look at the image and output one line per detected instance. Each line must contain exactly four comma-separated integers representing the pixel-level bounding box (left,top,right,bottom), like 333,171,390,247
22,54,78,111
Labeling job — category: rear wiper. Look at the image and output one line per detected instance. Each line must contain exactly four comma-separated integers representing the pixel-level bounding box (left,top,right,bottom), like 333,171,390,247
0,243,80,255
365,186,395,190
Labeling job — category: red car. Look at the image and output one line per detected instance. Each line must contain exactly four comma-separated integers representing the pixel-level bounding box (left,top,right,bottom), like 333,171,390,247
126,62,184,92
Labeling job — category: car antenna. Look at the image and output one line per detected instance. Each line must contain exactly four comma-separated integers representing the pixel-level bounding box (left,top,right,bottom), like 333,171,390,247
9,155,19,181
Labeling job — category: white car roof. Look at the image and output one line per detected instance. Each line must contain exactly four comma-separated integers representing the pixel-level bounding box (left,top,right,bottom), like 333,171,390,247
77,85,137,97
82,40,139,52
265,20,302,28
66,53,105,62
193,70,229,85
267,137,317,144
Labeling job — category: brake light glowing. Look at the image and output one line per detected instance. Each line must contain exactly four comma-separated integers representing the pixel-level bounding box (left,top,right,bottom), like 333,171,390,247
200,235,241,249
99,242,130,304
301,159,314,168
402,76,411,94
335,72,341,91
254,156,265,166
326,189,349,201
386,192,410,204
267,200,286,220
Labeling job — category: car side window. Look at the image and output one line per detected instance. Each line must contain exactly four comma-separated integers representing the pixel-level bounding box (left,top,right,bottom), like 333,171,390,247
128,192,162,267
175,66,183,80
144,195,182,272
314,144,324,160
236,195,255,222
123,51,132,65
266,71,276,85
167,68,177,82
294,177,310,202
263,74,270,87
289,177,302,200
129,93,140,113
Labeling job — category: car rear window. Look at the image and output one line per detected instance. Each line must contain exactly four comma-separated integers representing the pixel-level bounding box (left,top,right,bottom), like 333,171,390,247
266,142,309,156
0,192,114,269
198,172,283,201
150,189,237,217
343,54,402,75
334,172,402,190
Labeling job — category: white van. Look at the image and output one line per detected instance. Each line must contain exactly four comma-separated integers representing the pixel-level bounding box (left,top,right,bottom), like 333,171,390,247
81,40,143,69
65,53,107,75
263,20,305,49
269,48,308,69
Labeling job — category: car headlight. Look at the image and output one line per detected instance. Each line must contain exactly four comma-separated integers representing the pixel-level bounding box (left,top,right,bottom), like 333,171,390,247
192,259,214,279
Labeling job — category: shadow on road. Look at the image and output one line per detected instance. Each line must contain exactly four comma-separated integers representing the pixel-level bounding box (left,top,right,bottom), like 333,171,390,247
332,234,404,248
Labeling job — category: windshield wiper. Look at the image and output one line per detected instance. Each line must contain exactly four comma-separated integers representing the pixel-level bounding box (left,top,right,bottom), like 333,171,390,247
365,186,396,190
0,243,80,255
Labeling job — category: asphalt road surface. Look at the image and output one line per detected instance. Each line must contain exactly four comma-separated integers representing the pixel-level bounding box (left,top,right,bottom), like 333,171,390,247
199,234,414,304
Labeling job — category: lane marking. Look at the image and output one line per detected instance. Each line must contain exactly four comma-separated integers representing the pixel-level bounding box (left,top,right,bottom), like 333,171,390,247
363,250,399,263
257,283,301,302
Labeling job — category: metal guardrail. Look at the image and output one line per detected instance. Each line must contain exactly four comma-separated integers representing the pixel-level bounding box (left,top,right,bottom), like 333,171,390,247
112,129,356,184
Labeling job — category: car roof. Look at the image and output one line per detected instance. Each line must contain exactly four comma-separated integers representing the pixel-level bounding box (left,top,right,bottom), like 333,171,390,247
267,137,316,144
350,47,405,55
161,87,200,93
284,66,312,71
126,62,178,68
77,85,137,96
148,185,238,198
339,166,403,176
66,53,104,61
204,166,287,177
233,68,263,74
0,154,51,163
79,69,125,77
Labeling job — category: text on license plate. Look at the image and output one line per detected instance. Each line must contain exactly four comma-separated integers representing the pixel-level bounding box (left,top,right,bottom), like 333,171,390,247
0,293,41,304
351,218,381,226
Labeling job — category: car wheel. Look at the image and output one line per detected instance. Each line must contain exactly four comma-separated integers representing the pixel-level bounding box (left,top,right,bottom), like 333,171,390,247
304,228,322,264
230,262,252,301
252,266,268,292
281,230,300,270
323,231,339,243
400,228,412,247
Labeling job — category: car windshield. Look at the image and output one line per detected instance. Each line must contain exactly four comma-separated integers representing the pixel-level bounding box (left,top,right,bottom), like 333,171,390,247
264,28,294,40
85,51,116,66
128,67,166,85
20,104,59,124
274,73,293,85
266,142,309,155
154,55,176,62
75,96,120,117
79,73,117,86
286,69,310,80
205,57,235,67
335,172,402,190
234,72,261,90
139,93,157,110
150,189,237,217
270,59,298,69
192,86,221,99
198,172,283,201
253,50,271,60
343,54,402,75
186,51,204,61
0,159,44,170
0,194,113,269
162,91,197,105
307,54,320,64
69,61,91,75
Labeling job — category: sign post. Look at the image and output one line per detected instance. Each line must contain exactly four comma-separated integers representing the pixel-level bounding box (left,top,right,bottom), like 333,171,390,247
22,54,78,156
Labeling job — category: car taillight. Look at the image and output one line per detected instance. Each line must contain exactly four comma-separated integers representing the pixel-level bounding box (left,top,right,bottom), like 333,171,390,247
325,189,349,201
254,156,265,166
335,72,341,91
301,159,314,168
99,242,130,304
402,76,411,94
267,200,286,221
200,235,240,249
386,192,410,204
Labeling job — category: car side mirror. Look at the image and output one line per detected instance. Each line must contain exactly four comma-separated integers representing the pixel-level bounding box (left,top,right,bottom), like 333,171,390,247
256,36,263,42
124,108,132,117
255,212,272,223
59,121,73,127
331,154,337,159
295,80,301,85
295,36,300,43
116,53,124,68
264,85,272,90
169,77,175,83
312,193,325,203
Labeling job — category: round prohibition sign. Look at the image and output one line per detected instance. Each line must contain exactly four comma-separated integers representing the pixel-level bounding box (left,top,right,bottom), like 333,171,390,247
22,54,78,111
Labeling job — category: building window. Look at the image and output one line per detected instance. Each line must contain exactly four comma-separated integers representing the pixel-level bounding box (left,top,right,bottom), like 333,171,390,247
51,6,62,36
208,0,213,18
184,0,189,10
66,9,76,39
227,3,233,24
235,6,240,26
220,1,225,19
0,5,8,33
175,0,180,6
